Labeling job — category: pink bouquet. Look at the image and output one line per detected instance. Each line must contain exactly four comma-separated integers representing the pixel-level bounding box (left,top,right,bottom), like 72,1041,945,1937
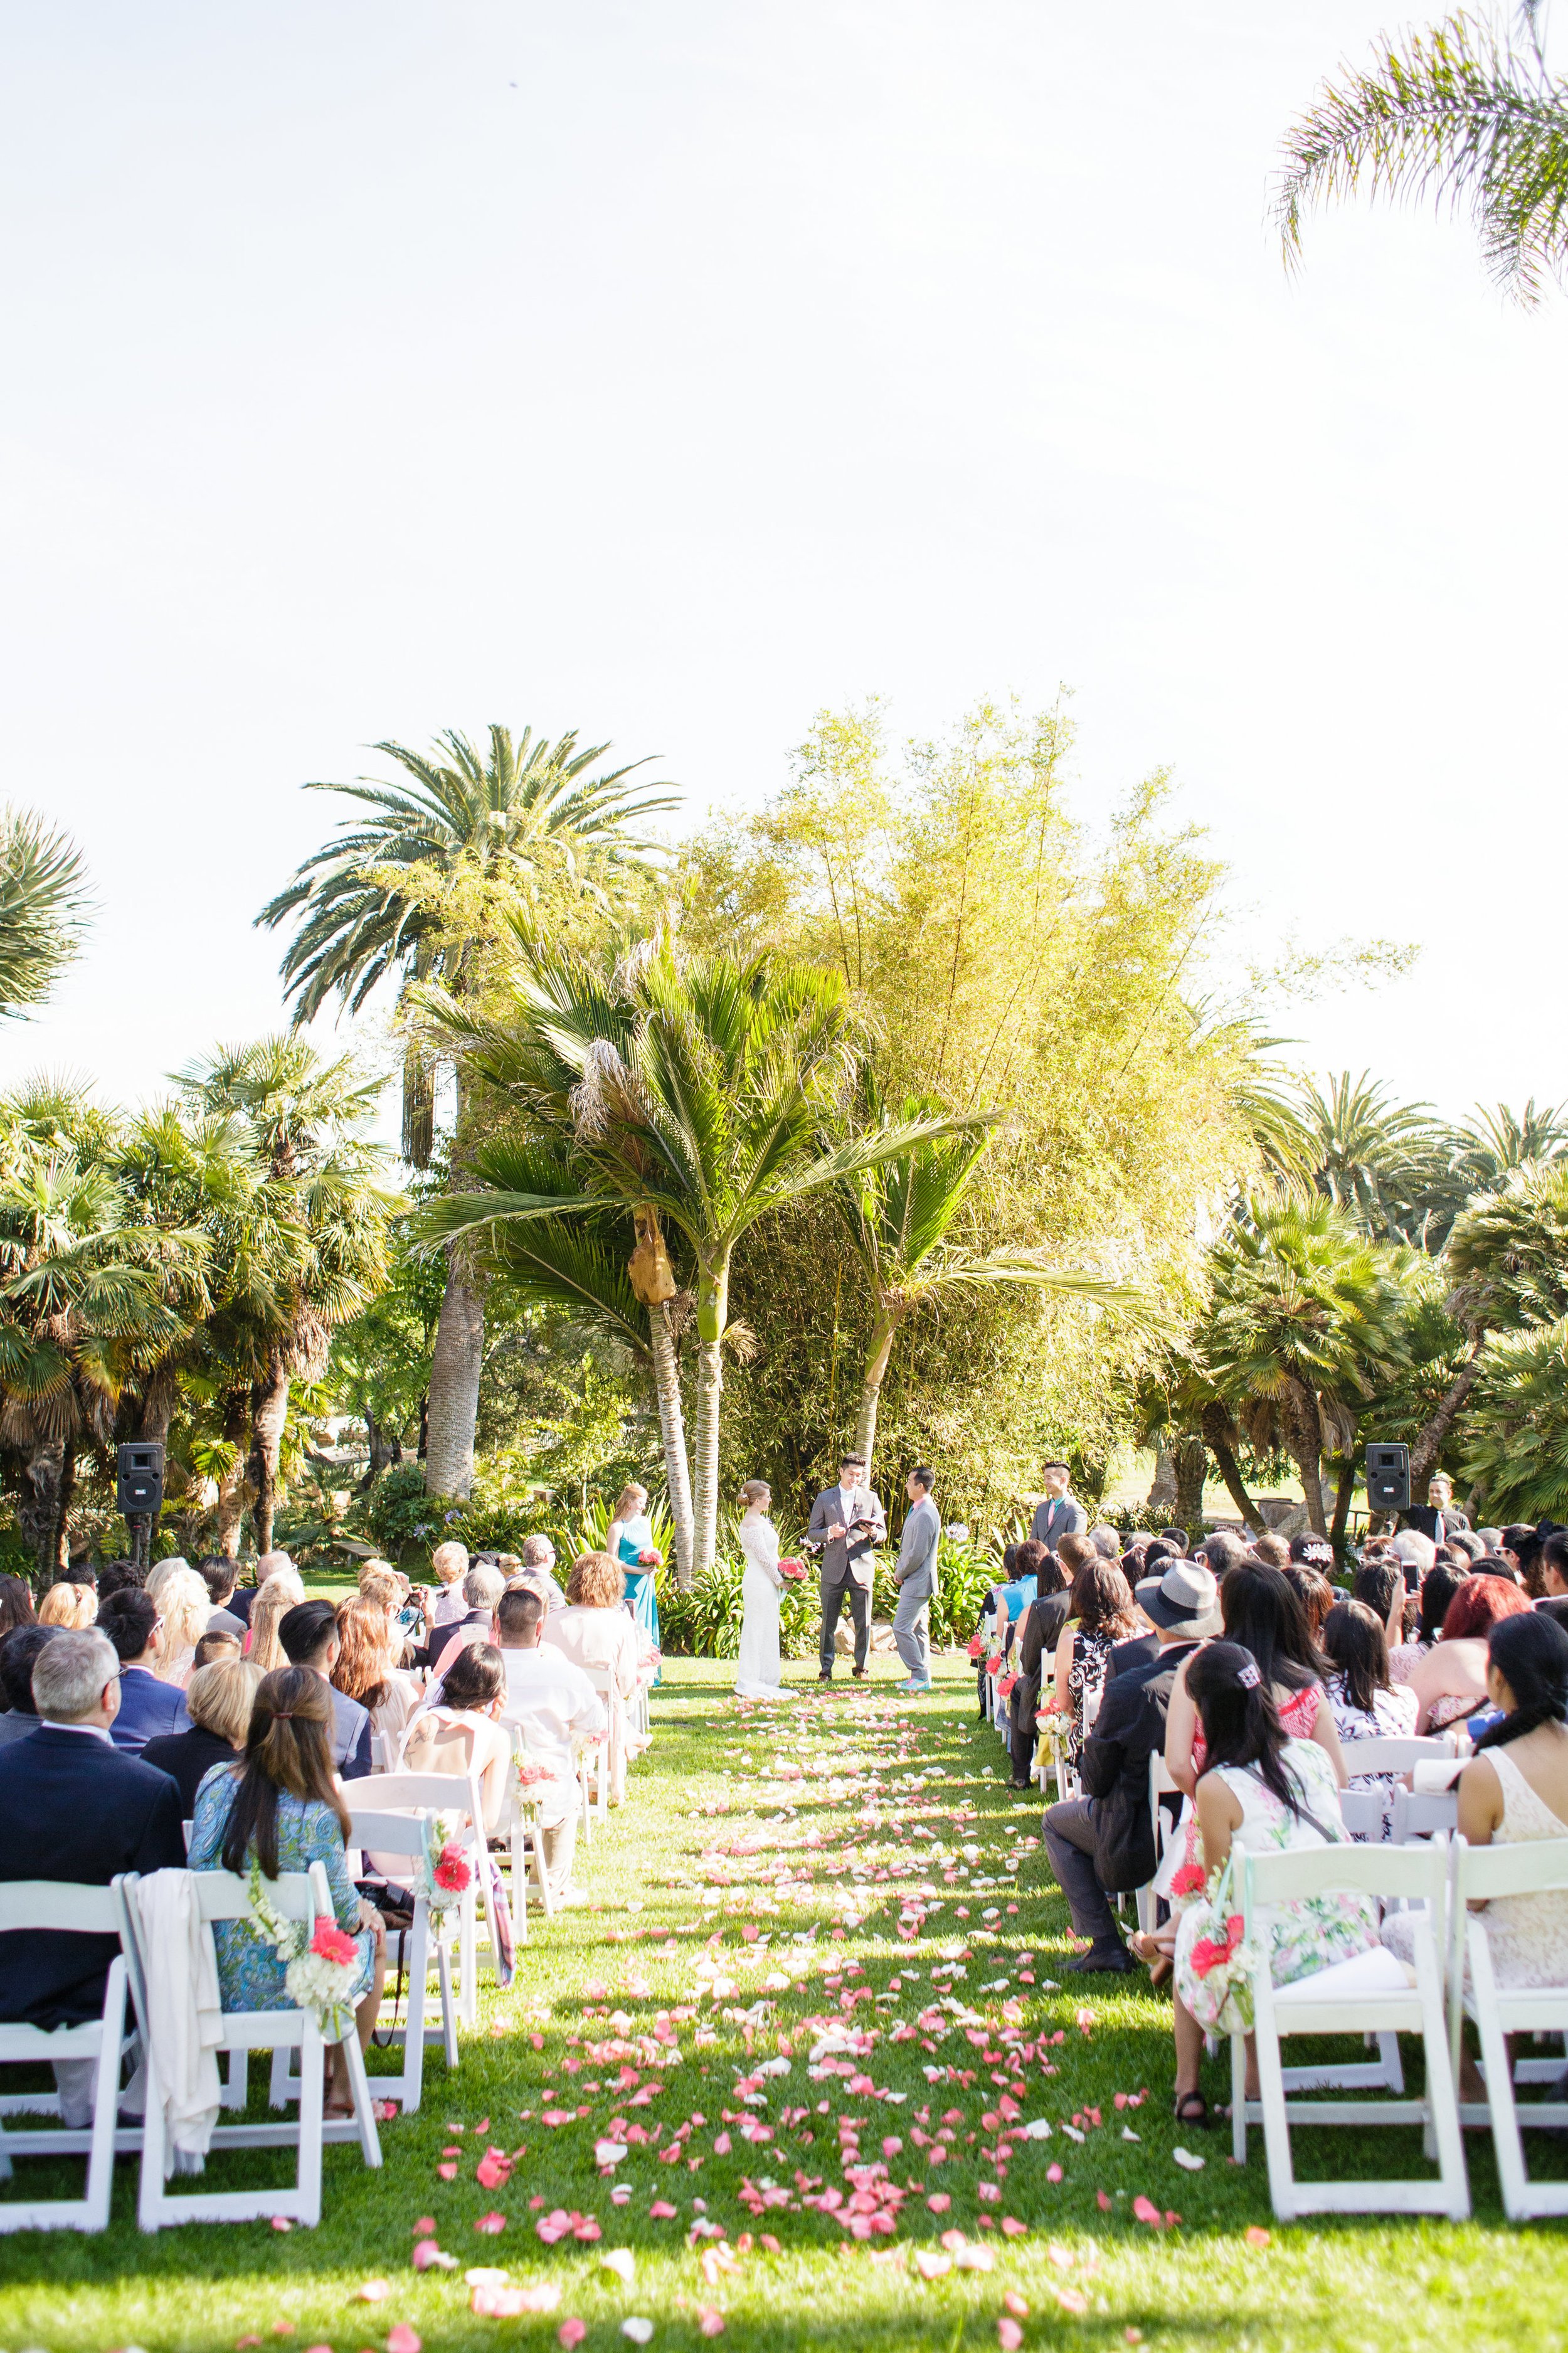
309,1918,360,1968
997,1672,1018,1699
1169,1860,1205,1901
778,1556,805,1582
433,1843,472,1894
985,1654,1004,1678
516,1760,555,1790
637,1548,662,1568
245,1862,363,2038
967,1634,984,1662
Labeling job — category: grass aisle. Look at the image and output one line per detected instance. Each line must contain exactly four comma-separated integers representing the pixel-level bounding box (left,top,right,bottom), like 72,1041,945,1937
3,1657,1565,2350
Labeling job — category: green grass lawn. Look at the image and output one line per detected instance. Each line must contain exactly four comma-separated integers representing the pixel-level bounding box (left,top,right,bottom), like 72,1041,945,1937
2,1656,1565,2350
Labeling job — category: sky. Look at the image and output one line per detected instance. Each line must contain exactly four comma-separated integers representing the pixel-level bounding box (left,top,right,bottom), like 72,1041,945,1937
1,0,1564,1141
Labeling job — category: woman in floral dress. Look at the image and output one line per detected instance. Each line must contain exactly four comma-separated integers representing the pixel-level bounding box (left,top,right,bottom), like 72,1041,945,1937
189,1665,385,2113
1049,1562,1140,1767
1170,1641,1378,2128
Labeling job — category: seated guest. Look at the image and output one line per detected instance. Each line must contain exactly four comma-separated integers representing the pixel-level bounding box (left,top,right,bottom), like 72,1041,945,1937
198,1556,243,1638
277,1598,373,1778
188,1666,386,2115
1388,1563,1467,1684
494,1586,605,1904
1086,1522,1121,1561
1500,1525,1544,1590
0,1627,185,2124
1171,1640,1378,2125
1049,1561,1140,1768
542,1551,645,1803
1406,1575,1532,1733
38,1580,96,1630
1007,1541,1073,1789
227,1548,296,1634
1352,1557,1408,1661
140,1656,262,1814
0,1622,62,1746
1282,1562,1335,1644
1539,1528,1568,1601
246,1561,307,1670
425,1539,472,1630
146,1558,213,1688
517,1533,566,1608
99,1590,189,1751
1251,1532,1290,1570
195,1619,245,1660
424,1564,505,1678
1043,1556,1219,1980
0,1575,36,1639
1389,1527,1437,1591
96,1558,146,1604
396,1641,513,1832
332,1593,420,1753
1322,1598,1418,1837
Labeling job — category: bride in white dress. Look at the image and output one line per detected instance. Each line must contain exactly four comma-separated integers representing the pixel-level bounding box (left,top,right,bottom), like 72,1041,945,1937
736,1479,796,1702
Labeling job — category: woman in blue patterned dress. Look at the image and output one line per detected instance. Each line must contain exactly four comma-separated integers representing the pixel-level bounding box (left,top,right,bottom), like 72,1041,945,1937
607,1481,662,1686
189,1665,386,2113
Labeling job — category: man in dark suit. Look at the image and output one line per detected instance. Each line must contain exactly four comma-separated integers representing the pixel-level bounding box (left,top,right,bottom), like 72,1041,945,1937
1401,1472,1472,1546
223,1548,295,1631
1042,1557,1220,1973
278,1599,372,1778
1029,1463,1088,1553
420,1565,506,1679
0,1627,185,2123
98,1590,189,1752
807,1455,886,1681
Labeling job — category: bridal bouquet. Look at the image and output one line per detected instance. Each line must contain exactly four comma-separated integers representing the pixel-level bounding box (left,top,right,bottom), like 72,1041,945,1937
778,1556,805,1582
246,1862,362,2041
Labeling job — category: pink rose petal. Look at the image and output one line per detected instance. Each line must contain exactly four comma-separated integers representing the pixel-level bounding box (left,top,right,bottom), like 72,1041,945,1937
558,2324,587,2350
387,2330,422,2353
353,2285,390,2305
697,2310,726,2338
998,2323,1023,2350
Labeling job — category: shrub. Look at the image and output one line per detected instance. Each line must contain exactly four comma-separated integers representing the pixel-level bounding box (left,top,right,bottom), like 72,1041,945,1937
364,1463,453,1559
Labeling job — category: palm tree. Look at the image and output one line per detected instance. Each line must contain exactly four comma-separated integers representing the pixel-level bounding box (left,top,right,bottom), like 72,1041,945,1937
1202,1191,1412,1538
1449,1097,1568,1187
418,930,977,1583
1276,8,1568,304
1261,1071,1455,1246
257,723,677,1503
837,1085,1141,1475
178,1038,393,1554
0,809,92,1019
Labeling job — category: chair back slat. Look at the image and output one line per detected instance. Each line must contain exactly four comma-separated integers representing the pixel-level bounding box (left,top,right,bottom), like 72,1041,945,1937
1244,1834,1446,1910
1340,1735,1454,1777
1456,1832,1568,1904
352,1770,479,1823
349,1809,430,1860
193,1866,320,1925
0,1880,119,1935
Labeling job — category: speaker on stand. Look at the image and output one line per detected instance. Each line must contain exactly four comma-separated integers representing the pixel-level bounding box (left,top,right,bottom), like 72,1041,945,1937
116,1442,165,1569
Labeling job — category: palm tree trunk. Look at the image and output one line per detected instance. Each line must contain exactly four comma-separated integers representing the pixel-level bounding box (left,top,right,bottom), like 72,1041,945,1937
649,1299,696,1588
1200,1401,1260,1529
250,1354,290,1557
852,1309,899,1477
1286,1384,1328,1539
214,1388,253,1558
19,1437,63,1588
51,1430,77,1575
1330,1453,1357,1551
1408,1337,1488,1492
134,1359,182,1450
425,1254,484,1498
1172,1436,1209,1532
1145,1444,1179,1514
691,1258,729,1583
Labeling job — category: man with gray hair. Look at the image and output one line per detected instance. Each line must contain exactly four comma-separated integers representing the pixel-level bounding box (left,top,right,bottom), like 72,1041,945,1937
1390,1527,1437,1586
226,1546,296,1633
0,1628,184,2124
517,1534,566,1608
426,1563,506,1679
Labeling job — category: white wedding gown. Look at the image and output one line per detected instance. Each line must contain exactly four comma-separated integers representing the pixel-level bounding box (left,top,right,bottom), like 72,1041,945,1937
736,1515,795,1701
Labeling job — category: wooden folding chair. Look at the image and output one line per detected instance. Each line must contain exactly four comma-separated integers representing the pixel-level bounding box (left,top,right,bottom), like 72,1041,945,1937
1230,1837,1468,2219
1448,1831,1568,2219
350,1768,494,2027
115,1864,381,2231
0,1883,133,2232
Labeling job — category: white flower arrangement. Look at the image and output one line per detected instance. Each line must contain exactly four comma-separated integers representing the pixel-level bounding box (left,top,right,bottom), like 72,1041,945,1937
246,1861,363,2041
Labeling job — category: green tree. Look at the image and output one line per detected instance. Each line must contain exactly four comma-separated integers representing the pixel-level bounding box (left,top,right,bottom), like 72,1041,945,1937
1259,1070,1458,1247
1277,8,1568,304
257,723,676,1506
0,809,92,1020
1463,1318,1568,1520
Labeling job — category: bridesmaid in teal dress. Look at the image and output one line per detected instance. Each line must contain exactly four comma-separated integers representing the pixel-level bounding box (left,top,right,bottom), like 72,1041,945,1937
608,1480,662,1686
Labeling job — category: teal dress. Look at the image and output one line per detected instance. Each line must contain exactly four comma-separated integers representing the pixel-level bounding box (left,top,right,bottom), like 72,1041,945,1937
188,1762,374,2013
617,1517,661,1687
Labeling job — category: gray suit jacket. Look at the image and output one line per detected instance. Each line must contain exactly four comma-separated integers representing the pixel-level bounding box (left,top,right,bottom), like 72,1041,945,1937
1030,1495,1087,1551
894,1494,941,1603
807,1486,886,1590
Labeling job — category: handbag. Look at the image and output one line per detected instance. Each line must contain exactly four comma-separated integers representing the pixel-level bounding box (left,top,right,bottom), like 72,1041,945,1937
1173,1847,1260,2035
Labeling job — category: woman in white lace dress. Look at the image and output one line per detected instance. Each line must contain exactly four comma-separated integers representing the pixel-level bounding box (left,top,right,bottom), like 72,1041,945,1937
736,1480,796,1702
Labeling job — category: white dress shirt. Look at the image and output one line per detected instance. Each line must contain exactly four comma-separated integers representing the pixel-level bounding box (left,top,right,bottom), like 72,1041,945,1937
498,1645,606,1827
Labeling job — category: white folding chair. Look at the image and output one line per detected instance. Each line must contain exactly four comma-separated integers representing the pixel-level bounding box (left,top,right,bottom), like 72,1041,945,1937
0,1883,133,2233
347,1807,458,2103
1229,1837,1468,2219
1135,1756,1182,1936
1448,1832,1568,2219
115,1864,382,2231
1392,1786,1460,1844
580,1668,616,1833
351,1769,494,2027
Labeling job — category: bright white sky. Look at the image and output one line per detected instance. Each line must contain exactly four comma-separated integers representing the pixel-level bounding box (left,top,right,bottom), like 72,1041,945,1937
2,1,1564,1142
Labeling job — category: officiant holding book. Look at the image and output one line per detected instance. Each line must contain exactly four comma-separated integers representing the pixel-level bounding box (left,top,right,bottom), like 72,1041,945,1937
806,1453,886,1681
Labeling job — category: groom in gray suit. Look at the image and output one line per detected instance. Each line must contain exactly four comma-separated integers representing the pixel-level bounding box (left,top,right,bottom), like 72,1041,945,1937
892,1466,940,1693
807,1453,886,1681
1030,1461,1087,1554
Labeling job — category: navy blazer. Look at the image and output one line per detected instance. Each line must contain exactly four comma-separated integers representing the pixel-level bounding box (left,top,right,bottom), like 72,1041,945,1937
109,1665,189,1753
0,1724,185,2026
329,1683,373,1780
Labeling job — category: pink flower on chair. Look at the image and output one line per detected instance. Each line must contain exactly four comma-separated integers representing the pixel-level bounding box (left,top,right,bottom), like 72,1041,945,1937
433,1844,472,1894
309,1918,360,1968
1169,1862,1205,1899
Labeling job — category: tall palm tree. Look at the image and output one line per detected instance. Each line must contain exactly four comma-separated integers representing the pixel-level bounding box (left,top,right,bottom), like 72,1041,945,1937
837,1085,1141,1475
257,723,677,1504
1261,1070,1455,1246
1449,1097,1568,1186
1202,1191,1412,1537
1276,8,1568,304
419,930,977,1582
0,808,92,1020
178,1038,393,1554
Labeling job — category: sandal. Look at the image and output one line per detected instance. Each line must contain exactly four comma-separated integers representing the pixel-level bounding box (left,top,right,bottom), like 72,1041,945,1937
1172,2090,1210,2130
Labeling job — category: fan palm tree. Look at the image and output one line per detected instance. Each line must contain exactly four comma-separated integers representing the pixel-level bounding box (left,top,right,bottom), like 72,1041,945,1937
257,722,676,1504
1261,1070,1455,1246
418,930,978,1583
0,808,92,1020
1202,1191,1412,1537
177,1038,393,1553
1276,8,1568,304
837,1085,1142,1475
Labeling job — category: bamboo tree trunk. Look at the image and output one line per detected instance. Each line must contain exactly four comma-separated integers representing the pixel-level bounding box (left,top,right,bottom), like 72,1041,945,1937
425,1256,485,1498
852,1311,899,1479
250,1355,291,1557
649,1298,696,1588
691,1258,729,1583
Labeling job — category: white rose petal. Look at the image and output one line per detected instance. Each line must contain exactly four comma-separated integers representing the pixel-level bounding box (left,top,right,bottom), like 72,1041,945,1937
1173,2145,1206,2171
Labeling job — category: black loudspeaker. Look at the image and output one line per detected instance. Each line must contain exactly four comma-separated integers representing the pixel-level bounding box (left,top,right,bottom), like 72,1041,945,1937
1366,1442,1410,1514
116,1441,164,1519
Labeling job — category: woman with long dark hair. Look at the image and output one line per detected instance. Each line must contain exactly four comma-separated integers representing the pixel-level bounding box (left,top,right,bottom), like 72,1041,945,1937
1049,1562,1140,1767
1321,1599,1418,1838
189,1666,386,2111
1170,1641,1378,2125
1443,1614,1568,1985
1406,1575,1531,1733
1387,1563,1467,1684
1165,1559,1347,1799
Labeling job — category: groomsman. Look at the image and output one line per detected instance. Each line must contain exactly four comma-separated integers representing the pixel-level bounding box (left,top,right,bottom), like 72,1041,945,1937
807,1453,886,1681
1030,1461,1087,1553
892,1466,941,1694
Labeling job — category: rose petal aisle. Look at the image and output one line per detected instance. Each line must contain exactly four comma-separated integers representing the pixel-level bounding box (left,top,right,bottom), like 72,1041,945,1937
1,1659,1561,2352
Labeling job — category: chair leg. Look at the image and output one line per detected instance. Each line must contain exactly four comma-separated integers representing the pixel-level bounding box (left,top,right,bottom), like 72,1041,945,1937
511,1824,529,1945
401,1911,428,2113
337,2030,384,2170
1471,1934,1532,2221
1416,1931,1470,2221
1252,1990,1300,2221
1230,2032,1248,2166
137,2048,169,2233
457,1885,477,2029
1374,2032,1405,2094
435,1936,459,2069
297,2021,326,2227
83,1965,126,2233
